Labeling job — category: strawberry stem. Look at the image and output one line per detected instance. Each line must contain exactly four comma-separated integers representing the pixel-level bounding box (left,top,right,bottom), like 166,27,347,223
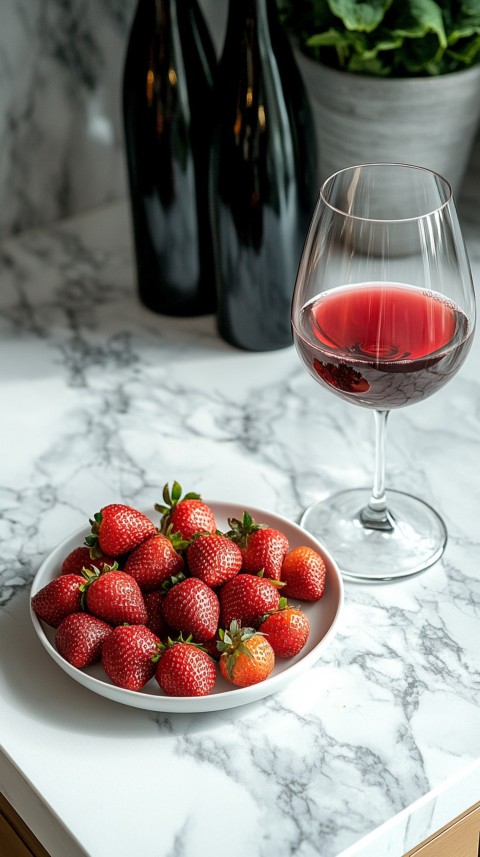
225,511,265,547
151,632,207,663
154,481,202,533
160,571,187,592
217,620,262,679
84,511,103,555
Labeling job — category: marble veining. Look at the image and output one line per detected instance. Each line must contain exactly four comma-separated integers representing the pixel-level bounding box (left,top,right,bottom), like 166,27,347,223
1,151,480,854
0,0,135,237
0,0,227,240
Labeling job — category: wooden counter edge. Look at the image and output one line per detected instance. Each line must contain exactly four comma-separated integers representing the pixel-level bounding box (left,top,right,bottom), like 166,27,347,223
402,800,480,857
1,792,51,857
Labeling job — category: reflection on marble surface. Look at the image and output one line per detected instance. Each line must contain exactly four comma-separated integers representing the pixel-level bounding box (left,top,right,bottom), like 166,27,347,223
0,159,479,854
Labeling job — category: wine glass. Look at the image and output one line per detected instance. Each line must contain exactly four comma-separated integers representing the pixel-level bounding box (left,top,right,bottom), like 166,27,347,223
291,163,476,581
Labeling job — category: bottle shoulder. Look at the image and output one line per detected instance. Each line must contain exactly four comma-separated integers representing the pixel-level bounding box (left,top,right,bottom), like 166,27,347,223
123,0,215,90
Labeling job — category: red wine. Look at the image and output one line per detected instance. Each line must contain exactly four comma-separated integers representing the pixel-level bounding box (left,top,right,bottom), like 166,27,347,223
292,283,472,409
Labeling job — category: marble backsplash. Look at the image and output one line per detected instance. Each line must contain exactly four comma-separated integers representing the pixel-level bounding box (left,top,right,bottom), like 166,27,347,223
1,0,478,241
0,0,227,240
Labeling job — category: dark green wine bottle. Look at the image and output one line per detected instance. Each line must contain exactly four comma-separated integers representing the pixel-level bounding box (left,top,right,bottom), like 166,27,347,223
209,0,318,350
123,0,217,316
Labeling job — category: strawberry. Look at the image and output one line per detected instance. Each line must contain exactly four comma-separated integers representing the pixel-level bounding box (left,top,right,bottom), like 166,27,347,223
162,577,219,642
219,572,282,629
155,481,216,541
61,546,115,576
85,503,156,557
124,532,186,592
258,605,310,658
281,546,326,601
198,635,221,661
102,624,160,690
143,590,169,639
226,512,289,580
187,533,242,588
31,574,84,628
155,640,217,697
55,612,112,668
218,622,275,687
83,567,147,626
313,359,370,394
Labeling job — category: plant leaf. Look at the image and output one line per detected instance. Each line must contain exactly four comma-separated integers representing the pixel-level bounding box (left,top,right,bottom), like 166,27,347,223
348,54,393,74
308,27,370,66
281,0,480,76
391,0,447,49
447,34,480,64
327,0,394,33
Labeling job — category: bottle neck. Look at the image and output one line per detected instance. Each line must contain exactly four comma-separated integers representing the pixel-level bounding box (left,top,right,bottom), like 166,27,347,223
224,0,270,46
150,0,197,28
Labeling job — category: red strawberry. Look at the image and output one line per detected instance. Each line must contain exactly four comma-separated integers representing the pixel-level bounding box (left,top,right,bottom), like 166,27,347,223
162,577,219,642
198,635,221,661
102,624,160,690
31,574,84,628
155,481,216,541
55,612,112,668
281,547,326,601
124,532,186,592
218,622,275,687
187,533,242,588
219,572,282,629
61,546,115,576
313,359,370,394
155,641,217,697
85,503,156,557
226,512,289,580
143,590,169,639
258,605,310,658
83,567,147,626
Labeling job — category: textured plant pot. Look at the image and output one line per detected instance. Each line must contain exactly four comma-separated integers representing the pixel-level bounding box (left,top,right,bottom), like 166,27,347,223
295,55,480,192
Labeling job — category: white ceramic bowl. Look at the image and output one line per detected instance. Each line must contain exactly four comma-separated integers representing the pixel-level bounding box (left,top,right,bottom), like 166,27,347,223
30,501,344,713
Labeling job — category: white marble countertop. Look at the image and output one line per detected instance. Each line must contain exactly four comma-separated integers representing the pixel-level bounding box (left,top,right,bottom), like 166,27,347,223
1,150,480,857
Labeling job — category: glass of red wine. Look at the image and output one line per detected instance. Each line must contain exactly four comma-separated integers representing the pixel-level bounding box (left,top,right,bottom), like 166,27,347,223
291,163,476,581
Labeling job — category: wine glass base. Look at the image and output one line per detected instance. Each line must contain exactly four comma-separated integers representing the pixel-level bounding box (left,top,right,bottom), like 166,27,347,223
301,489,447,582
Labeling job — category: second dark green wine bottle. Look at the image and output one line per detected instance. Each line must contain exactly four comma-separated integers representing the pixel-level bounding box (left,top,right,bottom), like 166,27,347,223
209,0,318,351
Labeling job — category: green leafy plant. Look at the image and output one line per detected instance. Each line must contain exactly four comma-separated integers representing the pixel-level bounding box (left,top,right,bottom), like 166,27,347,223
278,0,480,76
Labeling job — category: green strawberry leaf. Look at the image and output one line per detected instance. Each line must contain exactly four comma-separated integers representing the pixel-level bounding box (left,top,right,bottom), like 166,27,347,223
242,511,254,530
158,483,202,520
154,503,169,516
171,481,182,503
225,653,236,679
164,524,189,552
237,643,254,658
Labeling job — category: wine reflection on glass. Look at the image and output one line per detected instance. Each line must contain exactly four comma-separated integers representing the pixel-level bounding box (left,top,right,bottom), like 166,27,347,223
291,163,476,581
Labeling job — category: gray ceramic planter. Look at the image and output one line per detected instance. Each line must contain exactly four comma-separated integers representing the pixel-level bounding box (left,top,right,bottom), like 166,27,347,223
295,55,480,192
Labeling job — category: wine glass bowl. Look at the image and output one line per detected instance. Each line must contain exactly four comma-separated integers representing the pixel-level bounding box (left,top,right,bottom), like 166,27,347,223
291,163,476,581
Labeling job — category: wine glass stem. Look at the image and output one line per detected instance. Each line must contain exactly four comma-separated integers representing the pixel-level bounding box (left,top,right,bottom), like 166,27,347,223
360,410,395,531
